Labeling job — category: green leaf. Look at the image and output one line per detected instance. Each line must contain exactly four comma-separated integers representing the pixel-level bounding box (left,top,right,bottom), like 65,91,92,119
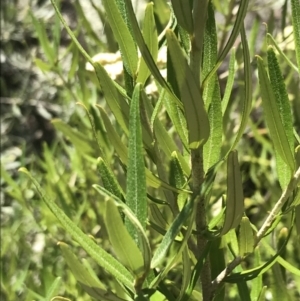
123,0,183,110
97,158,124,200
291,0,300,72
101,0,138,77
137,3,158,85
225,224,295,283
237,281,251,301
229,24,252,152
171,0,193,34
45,277,61,301
166,29,210,149
51,119,96,155
267,46,295,188
178,248,192,300
221,150,244,235
267,33,298,72
30,11,56,64
19,168,135,291
250,249,263,301
126,83,147,241
256,286,267,301
50,0,130,134
180,241,212,301
98,105,185,193
222,48,236,114
58,242,126,301
93,185,151,276
170,151,188,210
34,58,52,72
151,196,195,269
238,217,254,257
162,90,189,151
105,199,145,279
257,55,295,171
261,237,300,277
202,2,222,172
202,0,249,86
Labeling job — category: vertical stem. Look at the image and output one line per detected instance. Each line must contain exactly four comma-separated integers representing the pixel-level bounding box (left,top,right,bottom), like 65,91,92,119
191,1,211,300
191,148,211,301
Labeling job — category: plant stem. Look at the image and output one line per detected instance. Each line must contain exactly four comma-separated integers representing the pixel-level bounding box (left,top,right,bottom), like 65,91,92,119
190,2,211,299
191,148,211,301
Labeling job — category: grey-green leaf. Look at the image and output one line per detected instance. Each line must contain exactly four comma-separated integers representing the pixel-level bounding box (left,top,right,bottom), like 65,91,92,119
101,0,138,77
19,168,135,291
171,0,193,34
291,0,300,72
58,242,126,301
221,150,244,235
105,198,145,278
126,83,147,242
166,29,210,149
151,197,195,269
267,46,294,187
137,3,158,85
238,216,254,257
257,55,295,171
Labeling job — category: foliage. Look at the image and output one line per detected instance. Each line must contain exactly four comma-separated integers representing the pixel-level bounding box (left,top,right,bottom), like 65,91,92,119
1,0,300,300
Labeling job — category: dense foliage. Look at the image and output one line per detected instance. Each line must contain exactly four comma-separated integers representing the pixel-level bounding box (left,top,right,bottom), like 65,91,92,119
1,0,300,300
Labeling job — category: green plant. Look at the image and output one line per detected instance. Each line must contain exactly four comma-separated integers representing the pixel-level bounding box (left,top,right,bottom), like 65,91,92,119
12,0,300,300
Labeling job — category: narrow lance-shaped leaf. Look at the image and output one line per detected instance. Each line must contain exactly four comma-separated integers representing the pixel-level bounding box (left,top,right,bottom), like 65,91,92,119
19,168,135,291
97,157,124,200
137,3,158,85
123,0,184,110
105,199,145,279
202,0,249,86
267,46,295,188
93,184,151,275
45,277,62,301
222,48,236,114
170,151,187,210
291,0,300,73
50,0,131,135
151,196,195,269
267,33,298,73
221,150,244,235
228,24,252,153
166,29,210,149
126,83,147,242
101,0,138,77
239,217,254,257
58,242,126,301
203,2,223,171
250,249,263,301
257,55,295,171
97,105,189,193
171,0,194,34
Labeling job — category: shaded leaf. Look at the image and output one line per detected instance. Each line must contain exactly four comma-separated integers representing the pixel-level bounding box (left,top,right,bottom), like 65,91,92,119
166,29,210,149
221,150,244,235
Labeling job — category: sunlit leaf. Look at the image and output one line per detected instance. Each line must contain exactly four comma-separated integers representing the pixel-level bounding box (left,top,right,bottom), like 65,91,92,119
101,0,138,77
19,168,135,291
257,55,295,171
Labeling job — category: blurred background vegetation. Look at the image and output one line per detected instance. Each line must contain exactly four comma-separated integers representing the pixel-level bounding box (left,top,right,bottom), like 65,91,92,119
1,0,299,300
